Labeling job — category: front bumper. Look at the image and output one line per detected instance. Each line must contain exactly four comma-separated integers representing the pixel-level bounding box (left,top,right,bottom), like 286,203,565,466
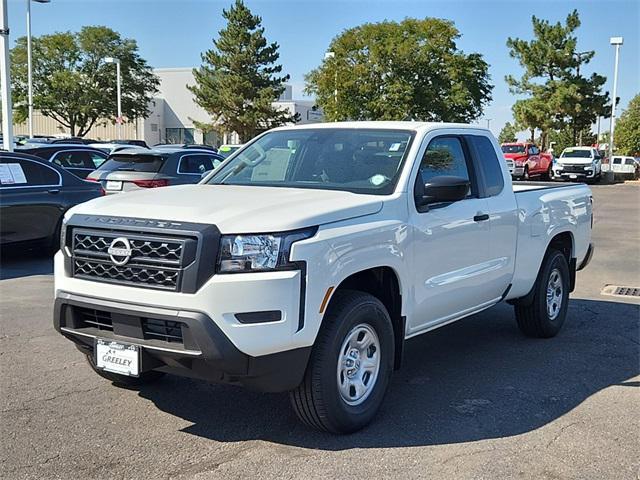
511,166,525,177
54,291,311,392
553,167,597,180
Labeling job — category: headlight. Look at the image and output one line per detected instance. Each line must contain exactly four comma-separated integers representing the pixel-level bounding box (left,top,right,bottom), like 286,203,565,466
217,227,317,273
584,165,593,171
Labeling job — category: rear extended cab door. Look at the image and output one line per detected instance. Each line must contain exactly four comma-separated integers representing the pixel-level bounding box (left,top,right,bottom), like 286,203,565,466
464,133,518,298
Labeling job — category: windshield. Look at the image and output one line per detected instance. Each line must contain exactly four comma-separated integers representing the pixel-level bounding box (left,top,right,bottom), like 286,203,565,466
97,154,167,173
501,145,526,154
561,149,592,159
206,129,415,195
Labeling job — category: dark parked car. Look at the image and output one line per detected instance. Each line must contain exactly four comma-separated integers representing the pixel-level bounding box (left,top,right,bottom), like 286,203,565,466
87,147,225,194
17,144,108,179
0,152,103,250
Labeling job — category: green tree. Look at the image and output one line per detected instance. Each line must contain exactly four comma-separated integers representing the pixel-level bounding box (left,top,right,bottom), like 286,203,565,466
190,0,295,142
498,121,519,143
10,26,159,136
615,94,640,155
506,10,609,146
305,18,492,122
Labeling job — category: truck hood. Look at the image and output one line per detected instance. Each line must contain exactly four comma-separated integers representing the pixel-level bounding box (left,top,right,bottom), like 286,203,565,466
68,184,384,233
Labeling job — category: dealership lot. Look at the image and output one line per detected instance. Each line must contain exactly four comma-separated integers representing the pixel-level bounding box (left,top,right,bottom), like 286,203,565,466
1,184,638,479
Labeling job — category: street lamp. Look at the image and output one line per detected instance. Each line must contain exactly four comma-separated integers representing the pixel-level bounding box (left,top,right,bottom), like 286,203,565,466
606,36,623,181
26,0,50,139
104,56,122,139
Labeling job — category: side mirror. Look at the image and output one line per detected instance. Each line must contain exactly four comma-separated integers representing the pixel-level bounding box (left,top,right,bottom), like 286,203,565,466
415,175,470,207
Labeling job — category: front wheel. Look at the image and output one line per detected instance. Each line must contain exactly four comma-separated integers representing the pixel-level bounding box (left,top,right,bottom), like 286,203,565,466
514,249,570,338
290,290,394,433
522,167,530,181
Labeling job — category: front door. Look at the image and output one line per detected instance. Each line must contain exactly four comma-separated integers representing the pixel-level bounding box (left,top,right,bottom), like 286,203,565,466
407,134,496,335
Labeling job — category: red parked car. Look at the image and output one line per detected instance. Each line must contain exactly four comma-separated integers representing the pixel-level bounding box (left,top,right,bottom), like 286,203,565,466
501,142,553,180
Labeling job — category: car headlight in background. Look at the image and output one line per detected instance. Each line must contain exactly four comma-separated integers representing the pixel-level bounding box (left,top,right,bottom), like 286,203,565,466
217,227,317,273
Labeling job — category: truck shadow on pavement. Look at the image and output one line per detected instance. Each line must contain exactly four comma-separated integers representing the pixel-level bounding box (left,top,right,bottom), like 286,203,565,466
138,298,639,450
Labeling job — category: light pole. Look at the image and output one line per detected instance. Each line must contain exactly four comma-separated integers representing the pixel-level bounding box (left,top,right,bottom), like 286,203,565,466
0,0,13,151
26,0,50,139
606,36,623,181
485,118,492,130
325,51,337,121
104,57,122,139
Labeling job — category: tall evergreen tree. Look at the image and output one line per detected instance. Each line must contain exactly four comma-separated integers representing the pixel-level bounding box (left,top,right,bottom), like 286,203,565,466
506,10,609,146
190,0,295,142
498,121,519,143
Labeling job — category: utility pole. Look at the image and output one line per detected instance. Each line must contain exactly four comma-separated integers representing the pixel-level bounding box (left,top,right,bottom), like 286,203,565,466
607,37,623,181
0,0,14,151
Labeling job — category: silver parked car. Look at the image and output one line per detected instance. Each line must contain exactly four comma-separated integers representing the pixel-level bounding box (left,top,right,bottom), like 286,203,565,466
86,147,224,194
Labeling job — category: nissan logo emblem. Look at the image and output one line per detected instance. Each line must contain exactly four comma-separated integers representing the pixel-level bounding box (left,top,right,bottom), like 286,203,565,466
107,237,132,266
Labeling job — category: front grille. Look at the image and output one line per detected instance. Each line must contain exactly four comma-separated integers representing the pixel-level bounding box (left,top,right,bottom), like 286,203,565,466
76,307,113,331
71,229,194,291
562,164,589,173
142,318,184,343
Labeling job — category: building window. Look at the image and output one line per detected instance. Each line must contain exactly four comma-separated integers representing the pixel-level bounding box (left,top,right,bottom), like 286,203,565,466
166,128,194,144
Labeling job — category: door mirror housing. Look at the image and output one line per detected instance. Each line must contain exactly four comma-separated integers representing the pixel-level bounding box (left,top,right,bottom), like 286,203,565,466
415,175,470,208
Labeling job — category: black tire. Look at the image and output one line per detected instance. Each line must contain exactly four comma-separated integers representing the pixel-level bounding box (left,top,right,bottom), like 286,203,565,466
515,249,570,338
543,165,553,181
290,290,394,433
522,166,530,181
85,353,165,387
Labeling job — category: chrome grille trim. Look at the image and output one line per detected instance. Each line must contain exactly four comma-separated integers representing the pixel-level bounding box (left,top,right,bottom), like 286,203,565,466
71,228,192,291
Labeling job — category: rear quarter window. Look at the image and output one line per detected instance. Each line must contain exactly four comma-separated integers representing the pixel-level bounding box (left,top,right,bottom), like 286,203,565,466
467,135,504,197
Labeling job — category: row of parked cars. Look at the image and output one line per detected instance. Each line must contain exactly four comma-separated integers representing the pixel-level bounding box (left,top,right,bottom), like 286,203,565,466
0,139,242,251
502,142,640,183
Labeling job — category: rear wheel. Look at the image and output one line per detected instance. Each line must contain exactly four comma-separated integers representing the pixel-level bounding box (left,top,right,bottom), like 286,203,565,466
514,249,570,338
290,290,394,433
84,353,165,387
543,164,553,181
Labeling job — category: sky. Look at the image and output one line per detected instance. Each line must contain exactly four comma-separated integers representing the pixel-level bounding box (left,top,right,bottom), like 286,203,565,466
5,0,640,137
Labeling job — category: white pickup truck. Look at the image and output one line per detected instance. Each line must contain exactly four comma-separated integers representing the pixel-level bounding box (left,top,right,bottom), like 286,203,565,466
54,122,594,433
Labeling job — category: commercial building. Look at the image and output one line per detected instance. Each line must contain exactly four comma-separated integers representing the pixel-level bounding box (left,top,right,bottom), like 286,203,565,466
12,67,323,145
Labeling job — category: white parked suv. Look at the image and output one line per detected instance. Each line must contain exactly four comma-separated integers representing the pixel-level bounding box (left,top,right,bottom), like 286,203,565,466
553,146,602,182
54,122,594,433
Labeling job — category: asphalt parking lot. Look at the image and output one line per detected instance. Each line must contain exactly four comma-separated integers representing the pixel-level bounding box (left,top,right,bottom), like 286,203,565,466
1,183,638,480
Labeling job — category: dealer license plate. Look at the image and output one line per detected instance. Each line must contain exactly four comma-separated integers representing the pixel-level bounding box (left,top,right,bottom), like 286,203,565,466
95,339,140,376
106,180,122,191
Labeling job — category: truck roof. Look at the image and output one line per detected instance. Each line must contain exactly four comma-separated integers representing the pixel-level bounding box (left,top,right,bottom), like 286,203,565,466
270,121,491,134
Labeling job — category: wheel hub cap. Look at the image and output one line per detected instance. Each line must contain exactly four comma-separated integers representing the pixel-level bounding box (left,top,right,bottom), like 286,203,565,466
546,268,563,320
337,324,381,406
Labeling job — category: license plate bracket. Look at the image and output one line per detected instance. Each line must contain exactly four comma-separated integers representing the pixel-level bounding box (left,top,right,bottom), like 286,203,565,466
95,339,140,377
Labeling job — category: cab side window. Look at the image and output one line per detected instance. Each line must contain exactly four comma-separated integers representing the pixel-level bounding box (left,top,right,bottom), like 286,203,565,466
179,154,214,174
53,151,95,169
1,159,61,187
418,137,471,186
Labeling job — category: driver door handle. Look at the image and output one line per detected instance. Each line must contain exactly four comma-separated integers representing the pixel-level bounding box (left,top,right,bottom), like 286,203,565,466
473,213,489,222
48,189,60,195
